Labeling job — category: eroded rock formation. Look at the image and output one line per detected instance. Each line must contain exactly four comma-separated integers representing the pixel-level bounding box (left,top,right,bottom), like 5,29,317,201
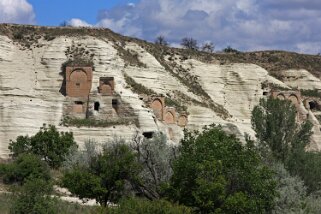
1,24,321,158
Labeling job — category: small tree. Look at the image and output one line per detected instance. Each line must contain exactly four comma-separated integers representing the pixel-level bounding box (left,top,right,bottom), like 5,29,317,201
223,46,239,53
201,42,215,53
181,37,198,50
167,125,276,213
155,35,168,46
62,143,141,206
251,98,312,162
9,124,77,168
131,133,178,199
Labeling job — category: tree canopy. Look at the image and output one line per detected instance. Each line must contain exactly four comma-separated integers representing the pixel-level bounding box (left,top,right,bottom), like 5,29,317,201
167,125,276,213
9,124,76,168
251,97,312,162
62,143,141,206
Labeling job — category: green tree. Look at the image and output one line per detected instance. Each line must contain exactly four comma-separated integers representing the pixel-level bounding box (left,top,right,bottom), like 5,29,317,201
10,178,56,214
9,124,77,168
167,125,276,213
62,143,141,206
0,153,50,185
251,97,312,162
250,98,321,192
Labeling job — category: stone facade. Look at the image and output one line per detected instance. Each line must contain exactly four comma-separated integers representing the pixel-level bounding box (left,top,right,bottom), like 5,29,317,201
99,77,115,96
150,96,165,121
271,90,301,107
149,96,188,127
66,67,93,97
64,67,136,123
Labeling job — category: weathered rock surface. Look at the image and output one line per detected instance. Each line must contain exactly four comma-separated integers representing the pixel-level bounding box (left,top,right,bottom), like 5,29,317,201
0,25,321,158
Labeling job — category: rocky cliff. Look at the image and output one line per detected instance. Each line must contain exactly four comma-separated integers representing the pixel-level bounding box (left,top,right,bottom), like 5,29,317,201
1,24,321,158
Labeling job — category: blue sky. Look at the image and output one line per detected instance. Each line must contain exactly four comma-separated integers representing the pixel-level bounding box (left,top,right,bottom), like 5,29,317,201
28,0,138,26
1,0,321,54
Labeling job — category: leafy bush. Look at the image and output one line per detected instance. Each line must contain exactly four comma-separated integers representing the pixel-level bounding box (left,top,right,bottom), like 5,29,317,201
167,125,277,213
9,124,77,168
62,143,141,206
10,178,56,214
300,89,321,97
287,151,321,192
223,46,240,53
0,154,50,185
105,197,191,214
271,162,307,213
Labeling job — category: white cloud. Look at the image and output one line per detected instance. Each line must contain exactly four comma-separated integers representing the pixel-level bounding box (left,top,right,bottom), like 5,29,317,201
68,0,321,53
67,18,92,27
0,0,35,24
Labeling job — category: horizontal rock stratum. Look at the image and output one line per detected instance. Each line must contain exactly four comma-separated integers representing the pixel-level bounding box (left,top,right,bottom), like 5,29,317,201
1,24,321,158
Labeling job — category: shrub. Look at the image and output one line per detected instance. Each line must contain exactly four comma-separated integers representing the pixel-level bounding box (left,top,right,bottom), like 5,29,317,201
181,37,198,50
271,162,307,213
0,153,50,185
10,178,56,214
300,89,321,97
9,124,77,168
155,35,168,46
105,197,191,214
201,42,215,53
223,46,240,53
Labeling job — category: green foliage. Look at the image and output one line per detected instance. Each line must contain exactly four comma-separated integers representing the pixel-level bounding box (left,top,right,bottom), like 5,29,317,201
270,162,307,213
10,178,56,214
9,124,77,168
223,46,240,53
62,143,141,206
132,133,178,199
251,98,321,193
105,197,191,214
63,139,98,170
124,74,155,95
300,89,321,97
62,116,136,128
0,153,50,185
287,151,321,192
251,97,312,162
167,125,276,213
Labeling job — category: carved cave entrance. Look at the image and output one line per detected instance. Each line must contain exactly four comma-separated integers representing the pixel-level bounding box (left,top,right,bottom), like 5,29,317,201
94,102,100,111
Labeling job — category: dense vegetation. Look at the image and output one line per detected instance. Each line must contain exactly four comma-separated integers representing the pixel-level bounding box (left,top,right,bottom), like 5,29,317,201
1,97,321,213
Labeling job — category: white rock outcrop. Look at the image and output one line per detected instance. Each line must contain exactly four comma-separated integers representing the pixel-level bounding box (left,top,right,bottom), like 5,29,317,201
0,32,320,158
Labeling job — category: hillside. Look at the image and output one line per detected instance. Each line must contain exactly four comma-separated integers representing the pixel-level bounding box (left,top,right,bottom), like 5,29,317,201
1,24,321,158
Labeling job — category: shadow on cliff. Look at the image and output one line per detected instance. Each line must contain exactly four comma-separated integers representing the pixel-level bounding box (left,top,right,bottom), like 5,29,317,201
59,61,68,96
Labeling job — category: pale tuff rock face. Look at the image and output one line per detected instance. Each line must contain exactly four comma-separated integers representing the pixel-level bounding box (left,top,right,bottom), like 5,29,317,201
0,27,321,158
